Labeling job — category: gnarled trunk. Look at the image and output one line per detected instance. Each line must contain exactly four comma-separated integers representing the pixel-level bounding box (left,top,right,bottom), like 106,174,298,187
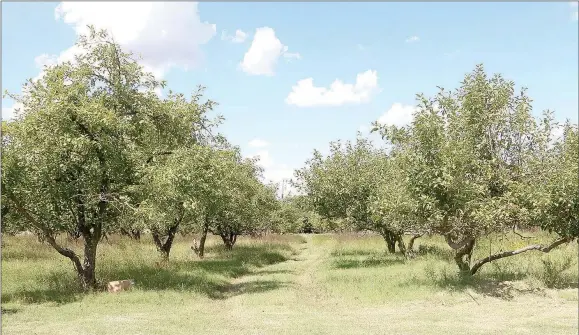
444,234,476,273
220,232,237,250
407,234,422,252
121,228,141,240
80,237,98,289
381,230,397,253
192,227,208,258
152,225,178,260
151,205,184,260
454,239,476,274
396,234,407,255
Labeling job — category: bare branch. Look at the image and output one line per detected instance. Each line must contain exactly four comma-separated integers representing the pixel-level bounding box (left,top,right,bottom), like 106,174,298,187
5,189,84,274
470,237,574,275
512,225,534,239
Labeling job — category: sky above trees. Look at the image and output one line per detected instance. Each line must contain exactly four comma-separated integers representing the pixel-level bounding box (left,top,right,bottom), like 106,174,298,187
2,2,578,194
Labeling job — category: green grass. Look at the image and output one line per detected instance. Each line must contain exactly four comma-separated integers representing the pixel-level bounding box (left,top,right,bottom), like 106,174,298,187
2,232,577,334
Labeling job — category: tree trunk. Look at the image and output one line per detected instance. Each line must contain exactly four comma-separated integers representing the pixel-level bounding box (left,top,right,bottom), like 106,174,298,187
396,234,407,255
407,234,422,252
151,206,183,260
453,238,476,274
192,227,208,258
198,228,208,258
131,230,141,241
80,237,98,289
220,233,234,250
381,231,397,253
121,228,141,240
152,228,177,261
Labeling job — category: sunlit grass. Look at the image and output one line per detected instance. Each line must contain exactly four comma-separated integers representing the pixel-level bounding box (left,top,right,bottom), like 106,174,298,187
2,232,577,335
321,232,578,303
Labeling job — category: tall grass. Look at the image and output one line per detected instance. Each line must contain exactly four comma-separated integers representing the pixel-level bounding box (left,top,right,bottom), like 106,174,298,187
1,231,576,307
1,233,300,304
321,232,578,303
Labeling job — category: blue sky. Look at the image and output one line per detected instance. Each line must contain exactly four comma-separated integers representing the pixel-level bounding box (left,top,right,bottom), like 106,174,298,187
2,2,578,193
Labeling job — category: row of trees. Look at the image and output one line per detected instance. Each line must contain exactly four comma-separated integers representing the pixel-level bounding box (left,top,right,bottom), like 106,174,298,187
2,27,576,289
1,28,286,289
294,64,578,275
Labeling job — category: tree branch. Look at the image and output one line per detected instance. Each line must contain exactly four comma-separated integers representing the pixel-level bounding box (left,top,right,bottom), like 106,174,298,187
444,233,473,250
470,237,574,275
512,225,534,239
145,151,173,164
5,190,84,274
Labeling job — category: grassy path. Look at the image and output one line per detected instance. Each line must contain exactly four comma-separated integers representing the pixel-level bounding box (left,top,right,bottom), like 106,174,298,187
2,235,577,335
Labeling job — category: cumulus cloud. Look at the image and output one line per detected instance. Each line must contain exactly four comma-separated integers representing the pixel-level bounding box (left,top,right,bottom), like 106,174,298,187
405,36,420,43
221,29,247,43
245,148,297,197
358,125,369,133
377,103,417,128
248,138,269,148
52,2,216,78
248,150,274,169
34,54,58,68
239,27,298,76
285,70,379,107
551,126,565,142
2,102,24,121
283,52,301,60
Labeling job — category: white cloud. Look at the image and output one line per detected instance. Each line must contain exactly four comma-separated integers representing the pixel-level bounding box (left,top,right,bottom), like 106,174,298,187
221,29,247,43
571,2,578,20
550,125,565,144
405,36,420,43
53,2,216,78
283,52,302,60
377,103,417,128
248,138,269,148
2,102,24,121
248,150,274,169
358,125,369,133
263,164,294,184
34,54,58,68
285,70,379,107
245,148,297,197
239,27,298,76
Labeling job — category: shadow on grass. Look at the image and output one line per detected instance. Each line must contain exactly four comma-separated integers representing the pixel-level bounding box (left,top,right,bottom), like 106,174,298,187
0,306,20,315
402,266,578,300
330,249,379,257
2,243,294,305
254,269,294,276
1,271,83,305
333,257,406,269
224,280,291,298
416,244,454,260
